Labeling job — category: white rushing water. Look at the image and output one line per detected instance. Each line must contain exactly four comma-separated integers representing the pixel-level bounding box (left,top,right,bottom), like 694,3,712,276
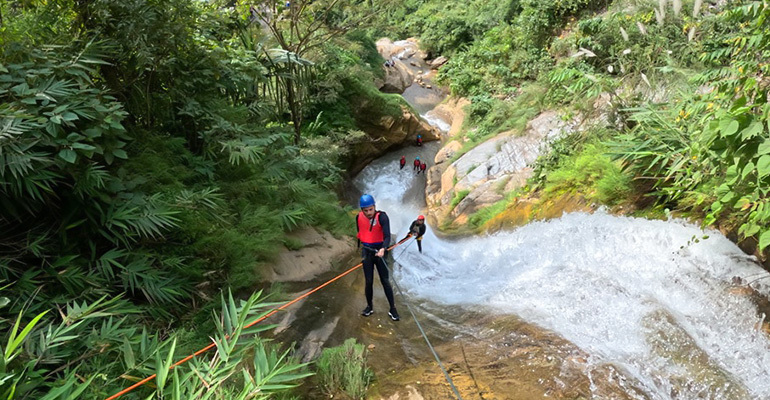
353,145,770,399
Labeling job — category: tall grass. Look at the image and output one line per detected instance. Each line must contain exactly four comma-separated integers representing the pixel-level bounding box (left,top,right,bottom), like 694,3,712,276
315,338,373,399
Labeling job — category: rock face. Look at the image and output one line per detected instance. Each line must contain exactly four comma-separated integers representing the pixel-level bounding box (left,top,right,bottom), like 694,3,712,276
379,62,414,93
376,38,422,94
349,106,440,176
426,110,582,226
429,56,448,69
265,228,354,282
376,38,447,97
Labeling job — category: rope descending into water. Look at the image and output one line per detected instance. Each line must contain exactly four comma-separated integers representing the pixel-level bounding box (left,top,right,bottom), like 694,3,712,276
390,239,464,400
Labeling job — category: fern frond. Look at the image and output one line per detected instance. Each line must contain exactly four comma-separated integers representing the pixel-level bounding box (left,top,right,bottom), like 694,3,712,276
103,195,180,243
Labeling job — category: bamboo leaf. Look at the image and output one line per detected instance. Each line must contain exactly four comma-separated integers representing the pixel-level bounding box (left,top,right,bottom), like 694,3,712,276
6,310,48,361
156,338,177,393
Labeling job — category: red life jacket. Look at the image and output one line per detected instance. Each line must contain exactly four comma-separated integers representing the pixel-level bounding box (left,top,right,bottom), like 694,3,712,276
420,162,426,170
357,211,384,244
414,159,420,166
400,157,406,166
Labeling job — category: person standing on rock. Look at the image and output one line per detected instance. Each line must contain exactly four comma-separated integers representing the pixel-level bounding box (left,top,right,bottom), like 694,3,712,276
399,155,406,170
356,194,400,321
419,161,427,174
416,134,423,147
413,156,421,171
402,215,426,253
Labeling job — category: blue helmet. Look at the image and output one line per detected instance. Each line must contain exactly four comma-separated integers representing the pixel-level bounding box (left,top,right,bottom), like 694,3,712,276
417,135,422,138
359,194,375,208
416,156,420,160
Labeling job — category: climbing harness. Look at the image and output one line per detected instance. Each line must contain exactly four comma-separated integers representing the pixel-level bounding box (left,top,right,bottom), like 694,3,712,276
389,239,464,400
105,236,412,400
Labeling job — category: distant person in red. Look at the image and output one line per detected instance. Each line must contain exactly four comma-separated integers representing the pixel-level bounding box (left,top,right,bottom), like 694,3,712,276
416,134,423,146
399,155,406,169
419,162,427,174
413,156,421,171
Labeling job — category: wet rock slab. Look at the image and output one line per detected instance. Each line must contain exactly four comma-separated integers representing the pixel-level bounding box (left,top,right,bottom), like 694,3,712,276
427,110,579,225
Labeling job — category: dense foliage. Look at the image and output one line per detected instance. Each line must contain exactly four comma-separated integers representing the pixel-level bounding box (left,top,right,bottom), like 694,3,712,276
0,0,393,398
614,1,770,249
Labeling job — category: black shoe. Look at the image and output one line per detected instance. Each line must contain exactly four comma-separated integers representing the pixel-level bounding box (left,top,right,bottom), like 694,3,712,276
388,308,400,321
361,306,373,317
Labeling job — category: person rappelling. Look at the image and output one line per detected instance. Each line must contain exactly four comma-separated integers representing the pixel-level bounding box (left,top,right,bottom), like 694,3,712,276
413,156,421,171
356,194,400,321
402,215,426,253
399,155,406,170
416,134,423,147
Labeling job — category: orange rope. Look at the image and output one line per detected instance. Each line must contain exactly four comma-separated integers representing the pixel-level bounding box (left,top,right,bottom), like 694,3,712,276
104,236,411,400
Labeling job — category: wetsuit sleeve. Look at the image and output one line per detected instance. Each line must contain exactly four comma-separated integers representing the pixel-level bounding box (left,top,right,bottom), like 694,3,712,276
354,214,360,248
378,212,391,249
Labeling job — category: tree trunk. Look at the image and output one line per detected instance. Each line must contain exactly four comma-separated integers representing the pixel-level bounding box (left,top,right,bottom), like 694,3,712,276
286,76,302,145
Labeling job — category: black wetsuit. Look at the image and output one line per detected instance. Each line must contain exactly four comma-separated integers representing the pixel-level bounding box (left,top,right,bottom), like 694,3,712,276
408,220,426,252
356,212,395,310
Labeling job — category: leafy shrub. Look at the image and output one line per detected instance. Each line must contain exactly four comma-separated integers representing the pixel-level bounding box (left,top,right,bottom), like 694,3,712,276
0,1,363,396
544,144,632,205
316,338,373,399
609,1,770,251
283,237,306,251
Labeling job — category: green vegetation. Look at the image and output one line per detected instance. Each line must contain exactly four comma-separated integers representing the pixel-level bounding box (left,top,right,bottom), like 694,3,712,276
0,0,395,398
468,194,517,229
283,237,306,251
608,2,770,249
450,189,471,211
315,338,373,399
544,143,633,205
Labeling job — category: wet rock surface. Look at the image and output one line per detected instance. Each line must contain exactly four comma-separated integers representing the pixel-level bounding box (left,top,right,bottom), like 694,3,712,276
426,110,581,227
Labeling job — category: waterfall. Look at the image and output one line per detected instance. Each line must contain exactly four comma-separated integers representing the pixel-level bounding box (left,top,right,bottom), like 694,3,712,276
353,147,770,400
